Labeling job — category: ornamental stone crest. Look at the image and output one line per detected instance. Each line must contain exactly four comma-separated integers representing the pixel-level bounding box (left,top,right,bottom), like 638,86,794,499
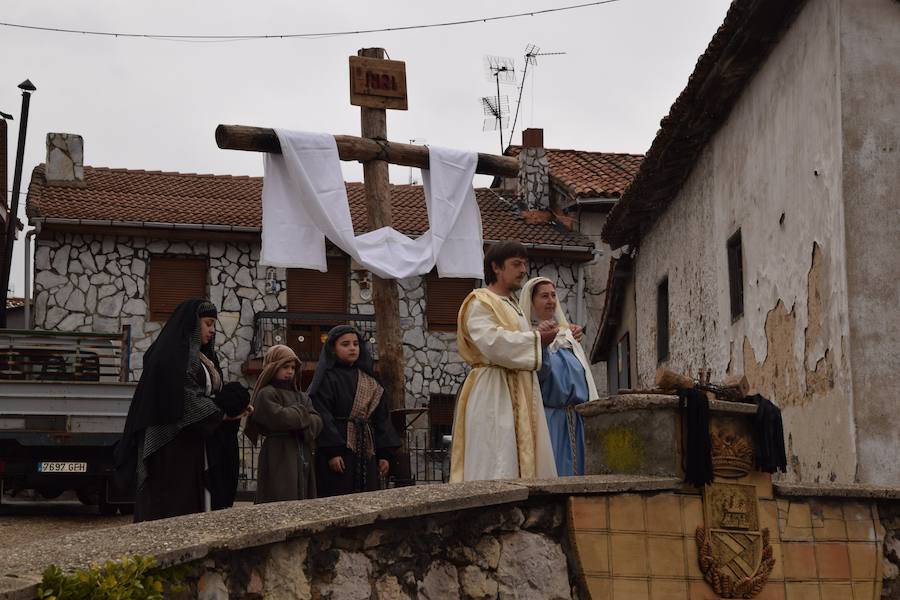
695,483,775,598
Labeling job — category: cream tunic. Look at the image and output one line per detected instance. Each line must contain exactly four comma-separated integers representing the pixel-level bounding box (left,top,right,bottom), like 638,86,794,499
451,289,557,482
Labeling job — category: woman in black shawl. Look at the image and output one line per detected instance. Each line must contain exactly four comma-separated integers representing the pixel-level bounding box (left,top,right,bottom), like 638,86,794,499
310,325,400,496
115,299,248,522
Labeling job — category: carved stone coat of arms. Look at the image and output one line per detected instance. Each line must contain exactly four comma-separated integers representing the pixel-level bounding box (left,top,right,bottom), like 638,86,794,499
695,483,776,598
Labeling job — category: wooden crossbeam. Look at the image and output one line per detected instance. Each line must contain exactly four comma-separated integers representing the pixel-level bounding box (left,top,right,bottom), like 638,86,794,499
215,124,519,178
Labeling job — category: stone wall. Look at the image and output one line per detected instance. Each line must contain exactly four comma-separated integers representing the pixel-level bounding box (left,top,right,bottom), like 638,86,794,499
32,233,586,408
32,232,284,384
190,500,572,600
0,477,682,600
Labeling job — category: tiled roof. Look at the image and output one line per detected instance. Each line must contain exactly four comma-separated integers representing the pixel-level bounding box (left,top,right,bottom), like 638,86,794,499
6,297,24,310
26,165,591,249
507,146,643,199
602,0,806,249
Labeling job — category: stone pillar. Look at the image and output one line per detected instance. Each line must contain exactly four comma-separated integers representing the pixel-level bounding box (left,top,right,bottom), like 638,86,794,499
45,133,85,186
517,128,550,210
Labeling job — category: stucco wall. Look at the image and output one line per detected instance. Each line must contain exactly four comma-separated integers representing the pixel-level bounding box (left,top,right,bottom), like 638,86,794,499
633,0,856,483
839,0,900,485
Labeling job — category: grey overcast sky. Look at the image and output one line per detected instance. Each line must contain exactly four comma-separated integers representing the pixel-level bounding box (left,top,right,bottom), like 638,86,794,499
2,0,731,297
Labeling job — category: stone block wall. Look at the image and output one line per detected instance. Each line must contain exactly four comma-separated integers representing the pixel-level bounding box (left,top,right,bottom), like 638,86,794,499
32,232,285,383
32,233,586,408
187,500,573,600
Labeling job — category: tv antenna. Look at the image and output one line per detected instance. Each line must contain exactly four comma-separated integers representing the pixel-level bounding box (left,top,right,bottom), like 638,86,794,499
408,138,426,184
483,55,516,151
509,43,566,144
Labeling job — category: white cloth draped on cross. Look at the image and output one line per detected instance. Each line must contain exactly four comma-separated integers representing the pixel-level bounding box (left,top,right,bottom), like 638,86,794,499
260,129,484,280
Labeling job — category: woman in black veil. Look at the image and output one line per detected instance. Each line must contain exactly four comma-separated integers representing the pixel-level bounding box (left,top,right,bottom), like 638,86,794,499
115,299,249,522
309,325,400,496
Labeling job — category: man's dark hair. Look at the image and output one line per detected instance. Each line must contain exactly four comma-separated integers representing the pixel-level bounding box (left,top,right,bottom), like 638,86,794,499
484,241,528,284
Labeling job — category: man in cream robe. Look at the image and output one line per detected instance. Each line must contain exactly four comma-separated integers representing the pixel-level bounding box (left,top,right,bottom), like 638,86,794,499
450,241,559,482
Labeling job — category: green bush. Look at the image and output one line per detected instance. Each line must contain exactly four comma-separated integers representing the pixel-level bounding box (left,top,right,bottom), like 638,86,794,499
37,555,189,600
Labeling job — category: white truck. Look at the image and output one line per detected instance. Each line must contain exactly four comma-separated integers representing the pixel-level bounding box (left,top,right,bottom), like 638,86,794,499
0,328,136,514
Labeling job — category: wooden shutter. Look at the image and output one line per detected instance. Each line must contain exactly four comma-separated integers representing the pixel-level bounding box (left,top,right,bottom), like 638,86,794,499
426,273,475,332
287,258,349,313
148,256,208,321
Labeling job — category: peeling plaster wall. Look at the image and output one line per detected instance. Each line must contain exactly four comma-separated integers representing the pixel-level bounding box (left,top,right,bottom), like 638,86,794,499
633,0,856,483
839,0,900,485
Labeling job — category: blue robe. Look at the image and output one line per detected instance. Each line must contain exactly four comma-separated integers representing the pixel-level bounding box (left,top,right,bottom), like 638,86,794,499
537,347,588,476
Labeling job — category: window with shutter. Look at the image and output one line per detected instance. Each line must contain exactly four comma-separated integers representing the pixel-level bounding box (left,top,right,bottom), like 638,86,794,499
148,256,208,321
425,273,476,332
285,259,351,360
287,258,349,314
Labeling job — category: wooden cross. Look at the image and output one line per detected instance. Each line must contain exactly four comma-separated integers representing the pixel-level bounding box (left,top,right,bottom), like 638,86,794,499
216,48,518,411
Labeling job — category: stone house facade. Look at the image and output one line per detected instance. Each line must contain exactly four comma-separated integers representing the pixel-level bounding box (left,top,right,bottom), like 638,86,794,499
596,0,900,485
25,136,595,421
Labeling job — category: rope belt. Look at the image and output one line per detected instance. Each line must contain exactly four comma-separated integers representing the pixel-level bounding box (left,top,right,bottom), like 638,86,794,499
565,404,578,473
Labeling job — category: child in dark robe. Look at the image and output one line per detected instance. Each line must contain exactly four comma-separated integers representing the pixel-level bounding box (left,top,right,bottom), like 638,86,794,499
245,345,323,504
310,326,401,496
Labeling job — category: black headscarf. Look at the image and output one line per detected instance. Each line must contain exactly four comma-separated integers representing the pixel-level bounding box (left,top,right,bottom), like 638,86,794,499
307,325,377,397
114,298,219,487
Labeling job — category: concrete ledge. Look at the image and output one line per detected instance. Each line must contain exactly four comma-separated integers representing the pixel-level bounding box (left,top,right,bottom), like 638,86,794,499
0,473,687,600
0,475,686,598
775,481,900,499
577,394,679,415
577,394,757,416
0,577,39,600
518,475,681,495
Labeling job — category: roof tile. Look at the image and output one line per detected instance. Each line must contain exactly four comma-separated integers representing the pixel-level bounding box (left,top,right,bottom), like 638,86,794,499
507,146,643,199
26,165,590,248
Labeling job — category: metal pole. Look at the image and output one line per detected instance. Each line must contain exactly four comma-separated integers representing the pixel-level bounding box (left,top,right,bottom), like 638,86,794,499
0,80,36,328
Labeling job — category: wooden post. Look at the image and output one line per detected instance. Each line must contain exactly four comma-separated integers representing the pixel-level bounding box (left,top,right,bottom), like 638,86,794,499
358,47,405,411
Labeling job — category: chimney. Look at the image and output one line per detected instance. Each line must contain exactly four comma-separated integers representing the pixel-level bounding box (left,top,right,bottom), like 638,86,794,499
517,128,550,212
45,133,85,186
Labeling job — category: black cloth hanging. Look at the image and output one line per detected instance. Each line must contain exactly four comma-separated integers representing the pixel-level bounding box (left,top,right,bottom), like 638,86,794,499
679,388,714,488
748,394,787,473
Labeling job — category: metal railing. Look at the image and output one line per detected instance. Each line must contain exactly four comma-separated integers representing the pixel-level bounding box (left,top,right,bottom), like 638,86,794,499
252,311,377,361
0,327,131,382
236,427,450,492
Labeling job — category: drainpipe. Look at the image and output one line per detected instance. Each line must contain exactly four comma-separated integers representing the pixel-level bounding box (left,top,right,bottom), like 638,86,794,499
23,226,38,329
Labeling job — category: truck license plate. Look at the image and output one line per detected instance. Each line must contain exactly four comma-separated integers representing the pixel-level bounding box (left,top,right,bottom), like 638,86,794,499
38,462,88,473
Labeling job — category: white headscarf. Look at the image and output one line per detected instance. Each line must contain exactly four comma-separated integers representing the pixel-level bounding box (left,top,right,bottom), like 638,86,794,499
519,277,600,401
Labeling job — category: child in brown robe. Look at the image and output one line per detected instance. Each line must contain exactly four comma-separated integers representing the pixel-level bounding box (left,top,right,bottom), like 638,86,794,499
245,345,323,503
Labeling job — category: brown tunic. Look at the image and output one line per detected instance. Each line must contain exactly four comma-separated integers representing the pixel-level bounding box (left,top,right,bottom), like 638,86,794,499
250,385,323,503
